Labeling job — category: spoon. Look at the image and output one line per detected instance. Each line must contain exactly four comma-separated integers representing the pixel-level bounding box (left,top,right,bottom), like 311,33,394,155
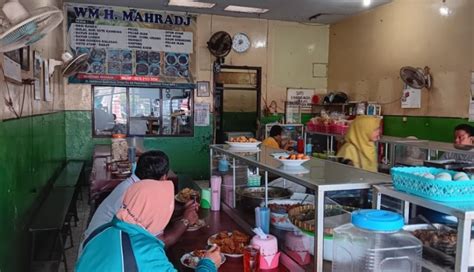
418,214,438,231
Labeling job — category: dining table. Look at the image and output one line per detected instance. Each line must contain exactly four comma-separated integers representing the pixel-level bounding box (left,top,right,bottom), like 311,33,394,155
167,208,289,271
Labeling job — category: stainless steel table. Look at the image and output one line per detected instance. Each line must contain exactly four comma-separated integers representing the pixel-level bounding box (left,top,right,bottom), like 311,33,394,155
372,184,474,272
210,144,391,271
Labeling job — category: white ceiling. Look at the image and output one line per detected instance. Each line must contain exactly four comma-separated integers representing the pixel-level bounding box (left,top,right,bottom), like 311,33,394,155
65,0,392,24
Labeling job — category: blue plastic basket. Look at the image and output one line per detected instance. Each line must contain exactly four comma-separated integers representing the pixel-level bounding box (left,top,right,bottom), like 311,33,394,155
390,167,474,202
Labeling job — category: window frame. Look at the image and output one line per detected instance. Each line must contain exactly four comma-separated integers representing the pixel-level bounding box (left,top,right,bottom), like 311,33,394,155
91,85,194,138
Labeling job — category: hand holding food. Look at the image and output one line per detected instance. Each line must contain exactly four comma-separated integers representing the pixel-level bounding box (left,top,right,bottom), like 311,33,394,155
183,206,199,225
204,244,222,268
177,188,200,203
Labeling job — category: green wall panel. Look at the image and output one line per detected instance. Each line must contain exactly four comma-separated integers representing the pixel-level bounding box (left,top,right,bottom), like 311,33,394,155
222,112,258,133
383,115,474,142
65,111,213,179
0,112,66,272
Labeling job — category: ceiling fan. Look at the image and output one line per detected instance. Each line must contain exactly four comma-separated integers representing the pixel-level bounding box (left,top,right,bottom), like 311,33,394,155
0,0,63,52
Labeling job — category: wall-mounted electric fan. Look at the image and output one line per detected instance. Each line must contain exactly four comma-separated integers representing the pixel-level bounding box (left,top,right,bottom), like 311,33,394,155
0,0,63,52
49,52,89,77
400,66,432,89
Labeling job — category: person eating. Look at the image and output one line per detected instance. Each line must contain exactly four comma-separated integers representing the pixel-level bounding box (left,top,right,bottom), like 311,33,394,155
76,180,221,271
440,124,474,161
336,115,382,172
82,150,199,250
262,125,292,150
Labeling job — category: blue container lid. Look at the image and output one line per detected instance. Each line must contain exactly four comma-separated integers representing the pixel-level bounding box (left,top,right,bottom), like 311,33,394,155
352,209,404,232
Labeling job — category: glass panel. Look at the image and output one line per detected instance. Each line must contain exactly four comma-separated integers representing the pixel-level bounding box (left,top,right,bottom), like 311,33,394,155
162,88,193,135
129,88,161,136
93,86,128,136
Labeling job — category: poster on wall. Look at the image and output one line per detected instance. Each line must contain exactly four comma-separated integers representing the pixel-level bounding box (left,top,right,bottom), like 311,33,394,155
401,87,421,109
43,60,52,101
33,51,42,100
286,88,314,113
65,3,196,88
194,103,210,126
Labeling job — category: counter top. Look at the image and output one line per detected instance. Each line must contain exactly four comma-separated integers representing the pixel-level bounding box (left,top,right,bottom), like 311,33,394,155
211,144,391,191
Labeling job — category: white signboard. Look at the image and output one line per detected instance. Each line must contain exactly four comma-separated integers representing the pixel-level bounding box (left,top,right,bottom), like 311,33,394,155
401,87,421,109
69,23,193,53
287,88,314,111
3,55,21,83
194,103,210,126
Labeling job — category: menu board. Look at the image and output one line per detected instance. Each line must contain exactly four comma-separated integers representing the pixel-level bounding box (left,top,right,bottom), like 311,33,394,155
65,3,196,87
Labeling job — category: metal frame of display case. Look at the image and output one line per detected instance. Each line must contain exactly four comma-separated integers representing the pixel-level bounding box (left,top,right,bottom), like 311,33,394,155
210,144,391,271
306,131,474,166
372,184,474,272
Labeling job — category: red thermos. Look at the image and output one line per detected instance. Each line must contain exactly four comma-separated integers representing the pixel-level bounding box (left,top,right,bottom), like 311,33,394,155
297,137,304,153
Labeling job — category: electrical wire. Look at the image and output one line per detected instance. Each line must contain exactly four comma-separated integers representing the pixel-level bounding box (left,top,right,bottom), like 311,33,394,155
0,65,20,118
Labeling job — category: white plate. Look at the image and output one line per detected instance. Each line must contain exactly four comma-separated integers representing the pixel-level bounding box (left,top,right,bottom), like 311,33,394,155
180,252,226,269
225,141,261,149
187,219,206,232
228,147,261,153
278,165,310,175
277,158,310,167
207,233,245,258
271,152,290,159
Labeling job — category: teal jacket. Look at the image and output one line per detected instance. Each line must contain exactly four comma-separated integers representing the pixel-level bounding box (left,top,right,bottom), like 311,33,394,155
76,217,216,272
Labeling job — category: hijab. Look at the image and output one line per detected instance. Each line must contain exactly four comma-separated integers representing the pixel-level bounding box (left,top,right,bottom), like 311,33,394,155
116,180,174,236
337,115,381,172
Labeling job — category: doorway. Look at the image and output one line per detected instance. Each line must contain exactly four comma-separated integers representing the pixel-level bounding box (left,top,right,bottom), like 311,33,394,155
213,66,261,144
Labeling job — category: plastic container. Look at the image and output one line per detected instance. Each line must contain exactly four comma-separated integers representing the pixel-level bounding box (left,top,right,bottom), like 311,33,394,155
332,210,422,272
391,166,474,202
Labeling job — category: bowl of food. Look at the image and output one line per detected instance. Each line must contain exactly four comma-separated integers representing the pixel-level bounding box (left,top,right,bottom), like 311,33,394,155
236,186,293,209
226,136,261,149
276,153,310,167
268,200,309,230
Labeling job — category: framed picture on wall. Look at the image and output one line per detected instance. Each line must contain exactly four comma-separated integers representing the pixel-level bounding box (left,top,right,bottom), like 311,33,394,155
20,46,30,71
197,81,210,97
33,51,42,100
43,60,52,102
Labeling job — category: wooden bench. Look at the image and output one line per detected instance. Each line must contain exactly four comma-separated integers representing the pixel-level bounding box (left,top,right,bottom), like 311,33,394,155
29,161,84,272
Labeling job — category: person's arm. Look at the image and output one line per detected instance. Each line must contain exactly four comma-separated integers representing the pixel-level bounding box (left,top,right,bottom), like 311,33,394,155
159,201,199,247
195,259,217,272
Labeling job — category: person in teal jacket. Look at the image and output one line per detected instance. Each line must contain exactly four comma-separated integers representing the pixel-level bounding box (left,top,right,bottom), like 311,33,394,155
76,180,221,272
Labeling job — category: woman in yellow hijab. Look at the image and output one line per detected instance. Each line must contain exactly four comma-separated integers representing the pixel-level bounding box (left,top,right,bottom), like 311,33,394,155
336,115,381,172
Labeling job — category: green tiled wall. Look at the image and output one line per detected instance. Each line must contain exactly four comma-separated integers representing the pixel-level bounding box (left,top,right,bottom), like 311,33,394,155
383,115,474,142
65,111,213,179
0,112,66,271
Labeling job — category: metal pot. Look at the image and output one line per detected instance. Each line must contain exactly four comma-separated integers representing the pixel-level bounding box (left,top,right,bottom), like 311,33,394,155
236,186,293,209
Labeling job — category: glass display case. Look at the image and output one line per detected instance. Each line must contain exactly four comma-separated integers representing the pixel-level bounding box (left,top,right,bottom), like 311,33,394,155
209,144,391,271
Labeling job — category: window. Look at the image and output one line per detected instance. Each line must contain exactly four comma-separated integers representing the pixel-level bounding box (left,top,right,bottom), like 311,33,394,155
92,86,193,137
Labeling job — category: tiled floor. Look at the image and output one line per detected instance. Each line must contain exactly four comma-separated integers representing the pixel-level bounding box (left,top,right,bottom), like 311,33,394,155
58,187,90,272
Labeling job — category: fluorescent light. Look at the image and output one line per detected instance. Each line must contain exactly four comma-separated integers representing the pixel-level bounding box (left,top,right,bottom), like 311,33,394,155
224,5,269,14
168,0,215,8
363,0,372,7
439,0,451,16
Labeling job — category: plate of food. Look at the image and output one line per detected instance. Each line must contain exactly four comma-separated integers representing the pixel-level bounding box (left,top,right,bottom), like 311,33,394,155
276,153,310,167
226,136,261,149
187,219,206,232
175,188,200,203
180,249,226,269
207,230,250,257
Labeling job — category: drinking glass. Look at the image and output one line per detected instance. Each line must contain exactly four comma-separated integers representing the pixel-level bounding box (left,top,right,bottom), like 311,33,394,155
243,245,260,272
